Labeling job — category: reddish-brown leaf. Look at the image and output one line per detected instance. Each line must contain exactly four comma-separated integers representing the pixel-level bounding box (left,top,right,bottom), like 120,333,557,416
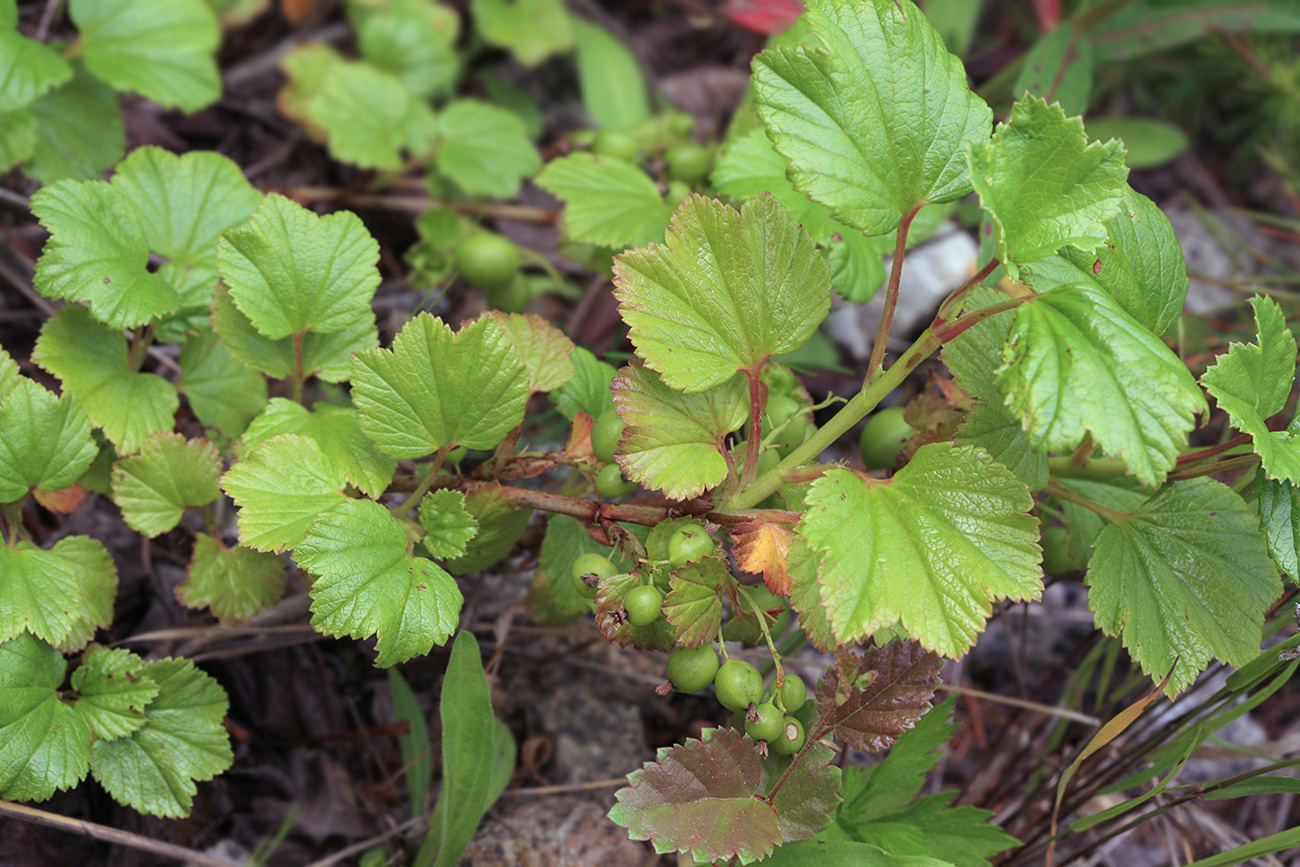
815,640,943,752
732,517,794,594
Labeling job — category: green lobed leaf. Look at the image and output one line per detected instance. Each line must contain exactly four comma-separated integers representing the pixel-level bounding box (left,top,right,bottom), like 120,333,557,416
353,0,460,99
217,193,381,340
31,179,180,329
433,98,541,199
711,129,843,243
1012,25,1093,118
786,532,837,653
995,283,1206,487
110,432,221,537
23,59,125,183
0,106,35,170
1201,295,1300,483
1258,470,1300,581
33,305,179,453
771,739,842,843
418,489,479,559
239,398,396,499
534,153,673,249
1087,478,1283,694
0,377,97,503
351,313,529,458
0,633,91,802
851,793,1019,867
482,312,576,394
469,0,573,66
1020,186,1188,335
111,146,261,270
609,726,784,864
210,282,378,384
572,19,650,130
89,656,233,818
799,445,1041,657
0,535,115,648
71,0,221,113
549,345,616,422
220,434,347,553
968,96,1128,278
614,193,832,391
752,0,992,236
444,482,530,575
815,641,943,752
954,401,1047,492
0,29,71,112
176,534,287,624
69,646,159,742
611,361,748,500
663,557,727,648
177,328,268,440
297,498,463,667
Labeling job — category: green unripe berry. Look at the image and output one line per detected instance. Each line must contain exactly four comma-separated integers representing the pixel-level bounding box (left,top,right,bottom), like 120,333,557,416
665,180,691,208
714,659,763,712
591,409,624,464
592,129,639,162
624,584,664,626
487,272,531,313
666,643,719,693
777,674,806,714
665,143,713,182
1040,526,1075,574
859,406,915,470
668,525,713,567
669,113,696,137
745,702,785,742
455,233,521,293
595,462,637,499
765,395,810,459
570,552,618,599
770,717,806,755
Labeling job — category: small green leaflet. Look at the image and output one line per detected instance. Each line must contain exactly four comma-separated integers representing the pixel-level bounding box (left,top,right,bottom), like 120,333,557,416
444,482,530,575
433,99,541,199
968,97,1127,278
996,283,1205,487
353,0,460,99
483,311,576,394
0,377,97,503
549,345,616,421
0,534,116,650
572,19,650,130
297,498,463,667
110,432,221,537
1201,295,1300,483
419,489,479,559
663,557,727,648
1258,469,1300,581
712,129,846,244
614,194,831,392
217,194,381,341
753,0,992,236
0,106,36,170
71,0,221,113
611,362,748,500
239,398,396,499
89,656,233,818
177,328,268,439
0,345,18,398
0,28,71,112
23,59,125,183
955,401,1047,492
1020,186,1188,335
534,153,673,249
210,282,378,384
469,0,573,67
799,445,1041,657
220,434,347,553
351,313,529,458
177,535,287,625
0,633,91,802
1086,478,1282,694
33,305,178,454
69,645,159,742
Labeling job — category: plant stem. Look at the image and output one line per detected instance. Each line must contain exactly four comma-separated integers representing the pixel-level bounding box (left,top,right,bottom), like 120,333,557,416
934,258,1001,325
1045,456,1130,478
866,205,922,377
1043,480,1131,523
283,187,558,224
739,372,767,491
391,450,449,519
126,325,154,373
1166,453,1260,481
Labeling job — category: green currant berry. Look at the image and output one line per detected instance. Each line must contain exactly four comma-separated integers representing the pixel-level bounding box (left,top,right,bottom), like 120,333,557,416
777,674,806,714
669,113,696,137
624,584,664,626
487,272,531,313
666,643,719,693
570,552,617,599
770,717,806,755
668,525,713,567
455,233,521,293
859,406,915,470
591,409,624,464
665,143,713,182
595,462,637,499
766,395,810,459
592,129,639,162
745,702,785,742
1040,526,1074,574
665,180,691,208
714,659,763,712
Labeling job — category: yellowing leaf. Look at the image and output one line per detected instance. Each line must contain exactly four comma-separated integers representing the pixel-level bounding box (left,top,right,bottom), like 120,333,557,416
732,517,795,595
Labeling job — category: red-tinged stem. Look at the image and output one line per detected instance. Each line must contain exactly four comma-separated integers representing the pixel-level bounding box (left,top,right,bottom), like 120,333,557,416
931,296,1030,344
1166,454,1260,481
866,205,923,378
762,724,835,806
1044,480,1130,524
934,258,1002,327
740,371,768,490
1175,433,1253,466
